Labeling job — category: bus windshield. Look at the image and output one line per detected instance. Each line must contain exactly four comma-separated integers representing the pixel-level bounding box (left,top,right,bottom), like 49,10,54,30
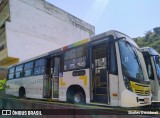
118,40,148,82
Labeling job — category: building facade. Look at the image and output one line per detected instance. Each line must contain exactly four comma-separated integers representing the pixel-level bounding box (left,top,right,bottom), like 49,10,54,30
0,67,7,79
0,0,95,67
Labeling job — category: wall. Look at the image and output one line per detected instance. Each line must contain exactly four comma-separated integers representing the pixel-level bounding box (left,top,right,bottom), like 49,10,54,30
5,0,95,62
0,68,7,80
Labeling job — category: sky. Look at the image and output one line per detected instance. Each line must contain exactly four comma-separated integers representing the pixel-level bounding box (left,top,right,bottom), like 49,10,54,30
46,0,160,38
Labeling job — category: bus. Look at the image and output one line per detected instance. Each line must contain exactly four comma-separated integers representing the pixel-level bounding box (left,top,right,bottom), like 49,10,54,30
5,30,151,107
141,47,160,106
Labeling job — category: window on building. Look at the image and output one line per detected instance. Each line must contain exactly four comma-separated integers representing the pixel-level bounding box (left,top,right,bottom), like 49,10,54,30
15,65,23,78
64,46,86,71
24,62,34,77
8,67,15,79
34,58,46,75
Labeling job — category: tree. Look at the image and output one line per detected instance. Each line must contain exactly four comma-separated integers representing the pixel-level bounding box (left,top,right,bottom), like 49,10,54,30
134,26,160,54
144,31,152,41
153,27,160,35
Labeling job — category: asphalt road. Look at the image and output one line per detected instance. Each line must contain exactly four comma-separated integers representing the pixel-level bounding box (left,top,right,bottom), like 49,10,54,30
0,95,159,118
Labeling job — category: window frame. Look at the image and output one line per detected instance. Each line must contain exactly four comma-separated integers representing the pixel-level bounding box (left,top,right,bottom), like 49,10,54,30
15,64,24,79
145,56,154,80
23,61,34,77
7,58,47,80
8,67,15,80
63,44,88,72
33,58,46,76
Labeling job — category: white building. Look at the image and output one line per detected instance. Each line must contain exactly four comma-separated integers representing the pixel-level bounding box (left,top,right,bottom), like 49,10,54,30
0,0,95,67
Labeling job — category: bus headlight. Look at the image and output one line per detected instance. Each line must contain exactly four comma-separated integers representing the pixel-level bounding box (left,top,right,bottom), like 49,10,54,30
124,76,132,91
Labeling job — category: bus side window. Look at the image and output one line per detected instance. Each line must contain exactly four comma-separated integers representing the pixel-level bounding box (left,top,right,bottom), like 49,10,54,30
109,42,118,75
34,58,46,75
24,62,34,77
15,65,23,78
144,56,154,80
8,67,15,79
64,45,87,71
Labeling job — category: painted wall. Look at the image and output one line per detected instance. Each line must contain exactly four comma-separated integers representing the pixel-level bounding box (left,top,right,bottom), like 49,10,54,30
5,0,95,62
0,68,7,80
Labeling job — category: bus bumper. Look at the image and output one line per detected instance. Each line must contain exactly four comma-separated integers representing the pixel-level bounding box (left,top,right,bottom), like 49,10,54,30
121,89,152,107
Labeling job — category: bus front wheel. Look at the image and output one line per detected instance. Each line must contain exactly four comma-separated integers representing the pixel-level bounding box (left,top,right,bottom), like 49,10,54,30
73,91,85,104
67,85,86,104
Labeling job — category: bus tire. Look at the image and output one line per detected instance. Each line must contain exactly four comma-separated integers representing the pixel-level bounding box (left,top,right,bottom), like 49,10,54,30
19,87,26,98
73,91,85,104
67,85,86,104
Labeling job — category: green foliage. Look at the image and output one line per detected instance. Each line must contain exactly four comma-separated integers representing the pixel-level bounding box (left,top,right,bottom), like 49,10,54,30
0,78,6,90
134,27,160,53
153,27,160,35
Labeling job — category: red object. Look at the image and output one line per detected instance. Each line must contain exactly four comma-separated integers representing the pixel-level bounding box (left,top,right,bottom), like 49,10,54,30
63,46,68,51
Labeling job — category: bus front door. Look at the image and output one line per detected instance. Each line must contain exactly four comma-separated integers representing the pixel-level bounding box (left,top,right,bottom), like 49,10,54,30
91,42,109,104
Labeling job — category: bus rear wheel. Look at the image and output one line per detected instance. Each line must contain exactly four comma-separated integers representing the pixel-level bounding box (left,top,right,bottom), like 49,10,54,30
19,87,26,98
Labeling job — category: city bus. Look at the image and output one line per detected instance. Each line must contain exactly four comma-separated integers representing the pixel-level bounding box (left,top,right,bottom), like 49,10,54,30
141,47,160,106
5,30,151,107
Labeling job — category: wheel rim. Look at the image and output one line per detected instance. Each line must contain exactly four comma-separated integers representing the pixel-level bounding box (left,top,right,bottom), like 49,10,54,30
74,93,83,103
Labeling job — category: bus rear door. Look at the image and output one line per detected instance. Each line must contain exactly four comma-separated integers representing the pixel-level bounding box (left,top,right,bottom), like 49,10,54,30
43,56,61,99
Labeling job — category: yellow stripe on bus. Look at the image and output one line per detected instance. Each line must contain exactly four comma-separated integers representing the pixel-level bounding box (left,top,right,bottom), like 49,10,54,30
79,76,87,86
60,78,66,86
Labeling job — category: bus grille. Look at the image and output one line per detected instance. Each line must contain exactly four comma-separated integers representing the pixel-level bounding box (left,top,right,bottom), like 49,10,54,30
130,81,151,96
135,89,150,96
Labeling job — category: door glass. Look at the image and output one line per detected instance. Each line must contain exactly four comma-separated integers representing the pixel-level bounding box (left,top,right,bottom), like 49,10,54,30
53,57,60,98
92,43,108,103
94,44,107,81
43,59,52,98
54,58,60,76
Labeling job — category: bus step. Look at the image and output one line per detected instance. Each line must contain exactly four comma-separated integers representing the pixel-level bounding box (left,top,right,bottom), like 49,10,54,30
95,87,107,94
94,94,107,102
